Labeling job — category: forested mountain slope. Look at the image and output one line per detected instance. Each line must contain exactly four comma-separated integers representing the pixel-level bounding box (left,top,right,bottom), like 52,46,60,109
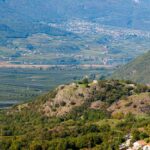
112,51,150,84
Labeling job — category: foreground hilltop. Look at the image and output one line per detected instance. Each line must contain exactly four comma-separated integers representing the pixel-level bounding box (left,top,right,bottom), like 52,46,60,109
112,51,150,84
0,80,150,149
15,80,150,117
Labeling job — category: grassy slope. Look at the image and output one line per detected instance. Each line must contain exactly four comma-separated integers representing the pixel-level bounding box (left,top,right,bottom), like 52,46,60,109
112,51,150,84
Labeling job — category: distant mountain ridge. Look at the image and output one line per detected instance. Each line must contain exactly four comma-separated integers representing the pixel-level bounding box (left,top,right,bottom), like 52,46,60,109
112,51,150,84
1,0,150,31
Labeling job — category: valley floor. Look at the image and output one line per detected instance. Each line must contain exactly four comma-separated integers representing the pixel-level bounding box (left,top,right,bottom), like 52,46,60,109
0,67,113,104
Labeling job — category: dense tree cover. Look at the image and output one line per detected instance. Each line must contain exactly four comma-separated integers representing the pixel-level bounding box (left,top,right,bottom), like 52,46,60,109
0,80,150,150
1,111,150,150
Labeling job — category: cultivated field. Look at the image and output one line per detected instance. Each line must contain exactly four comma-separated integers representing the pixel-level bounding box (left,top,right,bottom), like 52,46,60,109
0,67,113,103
